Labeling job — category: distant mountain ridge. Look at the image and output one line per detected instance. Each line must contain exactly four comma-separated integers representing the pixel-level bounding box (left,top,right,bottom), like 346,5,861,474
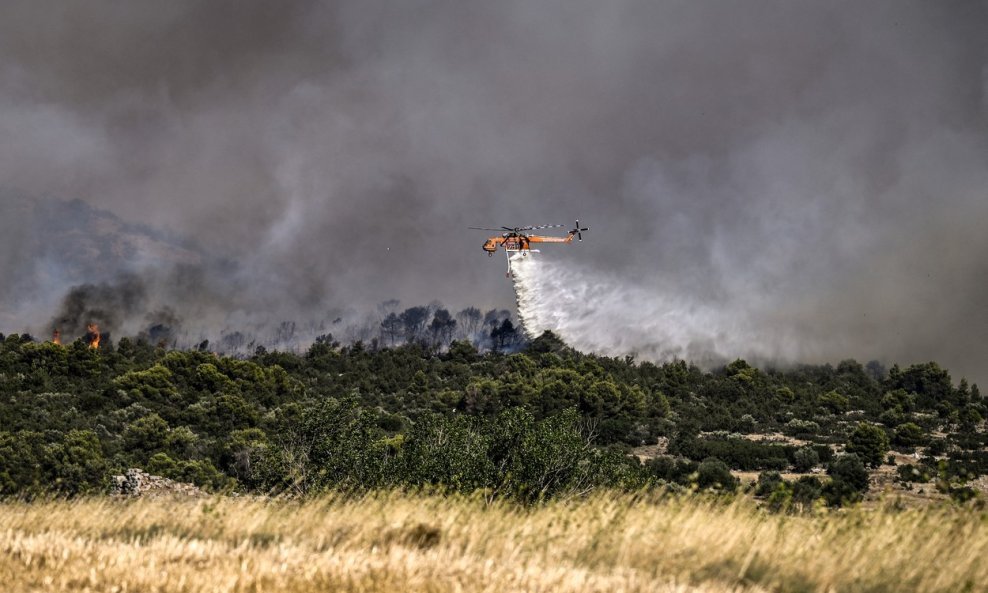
0,191,203,330
9,192,201,279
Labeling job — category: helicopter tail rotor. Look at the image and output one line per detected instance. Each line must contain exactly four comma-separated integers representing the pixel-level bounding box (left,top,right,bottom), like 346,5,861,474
572,220,589,241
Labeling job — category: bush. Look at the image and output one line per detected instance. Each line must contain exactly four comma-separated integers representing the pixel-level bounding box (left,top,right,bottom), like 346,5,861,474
819,390,850,414
783,418,820,438
696,458,738,490
823,479,862,506
846,423,890,467
755,471,783,497
822,453,868,506
893,422,926,447
878,409,905,428
44,430,109,496
0,430,109,497
646,456,698,485
758,457,789,471
896,463,932,483
927,438,948,456
669,437,793,471
824,454,870,505
945,484,978,503
735,414,756,433
828,454,870,491
812,445,835,463
790,476,823,506
792,446,820,472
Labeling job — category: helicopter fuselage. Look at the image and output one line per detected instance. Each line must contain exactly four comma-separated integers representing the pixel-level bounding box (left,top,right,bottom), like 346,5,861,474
483,235,531,255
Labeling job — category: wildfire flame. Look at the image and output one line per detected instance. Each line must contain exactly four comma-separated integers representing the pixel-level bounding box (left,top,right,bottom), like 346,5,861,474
52,329,62,345
86,323,101,349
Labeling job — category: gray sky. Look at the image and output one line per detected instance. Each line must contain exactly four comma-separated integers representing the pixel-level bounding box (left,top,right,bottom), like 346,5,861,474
1,1,986,382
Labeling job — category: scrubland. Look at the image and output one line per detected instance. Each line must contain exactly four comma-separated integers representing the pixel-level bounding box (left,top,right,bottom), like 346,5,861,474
2,492,985,593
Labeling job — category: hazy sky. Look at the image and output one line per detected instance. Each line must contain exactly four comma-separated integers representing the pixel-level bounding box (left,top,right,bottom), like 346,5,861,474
1,1,986,381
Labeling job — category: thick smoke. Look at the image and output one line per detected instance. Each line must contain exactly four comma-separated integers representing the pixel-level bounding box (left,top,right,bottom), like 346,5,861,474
0,1,986,381
50,274,149,340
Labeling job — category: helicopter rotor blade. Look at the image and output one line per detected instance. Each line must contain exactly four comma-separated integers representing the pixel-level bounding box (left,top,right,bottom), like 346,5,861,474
472,223,572,233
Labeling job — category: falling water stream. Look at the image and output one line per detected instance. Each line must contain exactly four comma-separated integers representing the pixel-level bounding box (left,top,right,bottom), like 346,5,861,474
509,252,795,367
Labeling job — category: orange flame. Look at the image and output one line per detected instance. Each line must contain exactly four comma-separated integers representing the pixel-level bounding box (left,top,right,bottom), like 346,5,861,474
86,323,101,349
52,329,62,345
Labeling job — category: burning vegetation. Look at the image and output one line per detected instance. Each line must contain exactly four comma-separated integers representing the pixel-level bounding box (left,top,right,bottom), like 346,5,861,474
43,272,522,356
49,324,101,348
86,323,100,349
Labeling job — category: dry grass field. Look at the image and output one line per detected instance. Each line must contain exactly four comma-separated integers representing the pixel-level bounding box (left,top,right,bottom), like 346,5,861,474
1,492,986,593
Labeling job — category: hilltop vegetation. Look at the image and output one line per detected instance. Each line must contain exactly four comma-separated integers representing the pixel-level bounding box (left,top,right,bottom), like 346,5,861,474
0,330,985,506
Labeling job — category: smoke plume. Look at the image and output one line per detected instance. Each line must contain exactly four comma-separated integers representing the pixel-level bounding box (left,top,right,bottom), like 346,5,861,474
0,1,985,382
51,274,149,341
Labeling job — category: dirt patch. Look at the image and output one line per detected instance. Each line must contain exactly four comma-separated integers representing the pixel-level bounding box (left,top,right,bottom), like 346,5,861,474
631,437,669,461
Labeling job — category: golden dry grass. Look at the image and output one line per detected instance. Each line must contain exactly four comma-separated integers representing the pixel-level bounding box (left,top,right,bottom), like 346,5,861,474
1,492,985,593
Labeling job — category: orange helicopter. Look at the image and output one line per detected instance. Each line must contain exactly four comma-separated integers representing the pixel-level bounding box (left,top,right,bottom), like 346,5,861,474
470,221,589,276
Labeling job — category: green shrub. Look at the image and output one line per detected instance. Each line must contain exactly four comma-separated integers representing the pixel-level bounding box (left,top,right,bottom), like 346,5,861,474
790,476,823,506
824,454,870,506
755,471,783,497
696,458,738,490
846,423,890,467
793,446,820,472
893,422,926,447
896,463,932,483
783,418,820,437
819,391,850,414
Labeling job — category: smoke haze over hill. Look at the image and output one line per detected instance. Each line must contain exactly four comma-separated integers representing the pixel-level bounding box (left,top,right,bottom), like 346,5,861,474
0,1,986,382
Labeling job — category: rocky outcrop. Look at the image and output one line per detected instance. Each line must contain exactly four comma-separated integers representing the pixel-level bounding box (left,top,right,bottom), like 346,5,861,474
111,468,205,498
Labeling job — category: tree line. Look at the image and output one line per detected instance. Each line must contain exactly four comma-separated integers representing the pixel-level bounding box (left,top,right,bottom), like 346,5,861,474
0,328,984,507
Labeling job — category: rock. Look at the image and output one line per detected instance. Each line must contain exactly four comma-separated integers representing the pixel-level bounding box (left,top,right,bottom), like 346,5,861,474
111,468,205,498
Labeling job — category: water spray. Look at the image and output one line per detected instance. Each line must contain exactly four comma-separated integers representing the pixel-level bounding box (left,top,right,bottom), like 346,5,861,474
509,252,797,368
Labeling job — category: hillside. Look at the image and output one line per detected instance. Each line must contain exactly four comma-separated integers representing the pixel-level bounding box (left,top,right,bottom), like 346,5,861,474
0,331,984,506
0,192,202,331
